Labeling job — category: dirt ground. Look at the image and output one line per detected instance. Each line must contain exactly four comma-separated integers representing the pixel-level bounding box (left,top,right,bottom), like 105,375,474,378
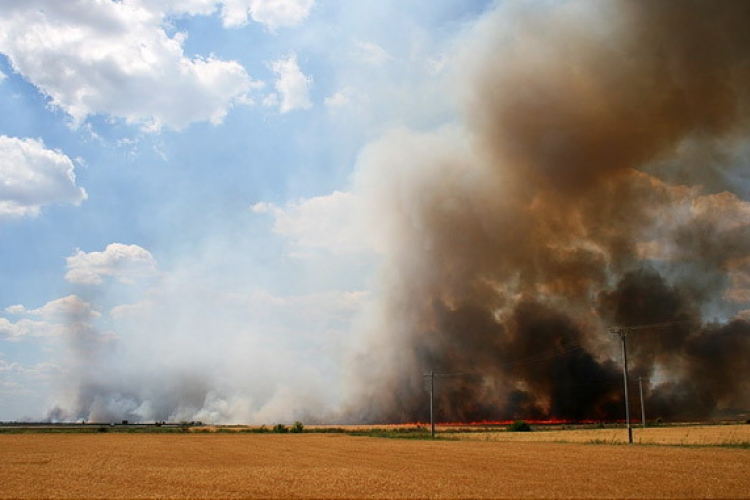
0,432,748,499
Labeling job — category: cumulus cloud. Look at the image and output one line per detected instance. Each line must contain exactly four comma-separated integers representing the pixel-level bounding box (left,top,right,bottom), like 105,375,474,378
0,295,103,343
0,294,111,348
8,295,101,323
65,243,158,285
140,0,314,30
0,1,257,130
0,136,87,219
0,318,65,341
265,54,312,113
221,0,315,30
251,190,375,255
324,88,353,109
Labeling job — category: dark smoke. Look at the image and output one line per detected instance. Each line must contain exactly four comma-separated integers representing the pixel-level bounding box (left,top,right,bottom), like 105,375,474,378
350,0,750,423
648,319,750,419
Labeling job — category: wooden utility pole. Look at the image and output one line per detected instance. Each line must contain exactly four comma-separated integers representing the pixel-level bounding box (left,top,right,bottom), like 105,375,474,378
428,371,435,439
610,320,694,444
422,371,461,439
639,377,646,428
611,327,633,444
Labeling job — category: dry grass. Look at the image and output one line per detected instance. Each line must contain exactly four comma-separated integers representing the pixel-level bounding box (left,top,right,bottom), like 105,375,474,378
1,430,749,499
454,423,750,446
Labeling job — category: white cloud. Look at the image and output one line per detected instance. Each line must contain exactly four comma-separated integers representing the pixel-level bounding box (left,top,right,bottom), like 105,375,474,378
352,41,391,66
142,0,315,30
0,135,87,219
324,87,353,109
140,0,219,18
220,0,315,30
0,318,65,340
110,300,155,320
251,190,374,255
266,54,312,113
4,305,25,316
0,295,101,341
11,295,101,323
0,1,256,130
65,243,158,285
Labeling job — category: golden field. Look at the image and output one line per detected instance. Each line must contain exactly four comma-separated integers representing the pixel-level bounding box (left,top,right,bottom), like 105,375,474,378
453,423,750,445
0,427,748,499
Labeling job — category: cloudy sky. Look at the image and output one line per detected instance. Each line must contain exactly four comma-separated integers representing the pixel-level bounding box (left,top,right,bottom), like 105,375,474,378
0,0,494,421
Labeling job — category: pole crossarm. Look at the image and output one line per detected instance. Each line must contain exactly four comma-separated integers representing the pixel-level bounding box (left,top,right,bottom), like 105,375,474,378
422,371,467,439
609,318,697,335
611,329,634,444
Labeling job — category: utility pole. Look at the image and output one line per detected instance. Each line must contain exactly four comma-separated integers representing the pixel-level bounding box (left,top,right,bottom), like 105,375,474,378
428,371,435,439
639,377,646,428
610,327,633,444
610,319,695,444
422,371,460,439
609,319,694,444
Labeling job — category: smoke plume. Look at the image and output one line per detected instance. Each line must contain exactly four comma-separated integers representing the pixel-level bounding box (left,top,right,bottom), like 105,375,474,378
48,0,750,425
347,0,750,423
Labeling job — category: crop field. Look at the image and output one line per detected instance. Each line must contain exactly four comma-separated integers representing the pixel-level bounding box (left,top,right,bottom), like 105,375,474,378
453,423,750,445
0,426,748,499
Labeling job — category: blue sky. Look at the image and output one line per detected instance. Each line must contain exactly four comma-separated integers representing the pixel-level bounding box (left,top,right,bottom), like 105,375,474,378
0,0,496,422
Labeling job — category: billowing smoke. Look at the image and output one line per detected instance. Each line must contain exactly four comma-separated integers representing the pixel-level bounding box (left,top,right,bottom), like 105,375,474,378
46,0,750,425
345,0,750,423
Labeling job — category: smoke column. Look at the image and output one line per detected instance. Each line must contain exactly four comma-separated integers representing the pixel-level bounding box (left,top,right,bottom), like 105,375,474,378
347,0,750,423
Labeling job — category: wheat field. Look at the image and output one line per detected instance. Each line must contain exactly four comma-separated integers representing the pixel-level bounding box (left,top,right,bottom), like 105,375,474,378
453,423,750,445
0,430,748,499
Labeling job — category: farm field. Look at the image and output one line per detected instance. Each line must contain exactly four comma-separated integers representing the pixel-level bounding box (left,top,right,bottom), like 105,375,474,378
0,429,748,499
452,423,750,445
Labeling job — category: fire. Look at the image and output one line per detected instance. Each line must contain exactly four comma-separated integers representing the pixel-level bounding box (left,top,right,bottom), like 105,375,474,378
430,419,606,427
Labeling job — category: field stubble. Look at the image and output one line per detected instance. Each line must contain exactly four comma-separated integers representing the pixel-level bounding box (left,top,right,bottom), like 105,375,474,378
0,426,748,499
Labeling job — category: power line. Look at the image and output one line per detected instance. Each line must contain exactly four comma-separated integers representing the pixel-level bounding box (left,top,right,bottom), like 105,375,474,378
500,343,588,369
422,320,697,438
422,341,594,438
609,319,696,444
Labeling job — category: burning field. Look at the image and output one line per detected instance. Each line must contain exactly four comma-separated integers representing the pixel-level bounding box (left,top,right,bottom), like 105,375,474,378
0,431,748,499
6,1,748,496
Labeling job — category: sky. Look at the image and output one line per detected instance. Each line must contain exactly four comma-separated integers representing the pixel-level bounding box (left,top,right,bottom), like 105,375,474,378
0,0,495,422
2,1,749,424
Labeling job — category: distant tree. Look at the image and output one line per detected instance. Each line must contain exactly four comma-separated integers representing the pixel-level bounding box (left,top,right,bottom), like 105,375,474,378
291,421,304,433
508,420,532,432
272,423,288,433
